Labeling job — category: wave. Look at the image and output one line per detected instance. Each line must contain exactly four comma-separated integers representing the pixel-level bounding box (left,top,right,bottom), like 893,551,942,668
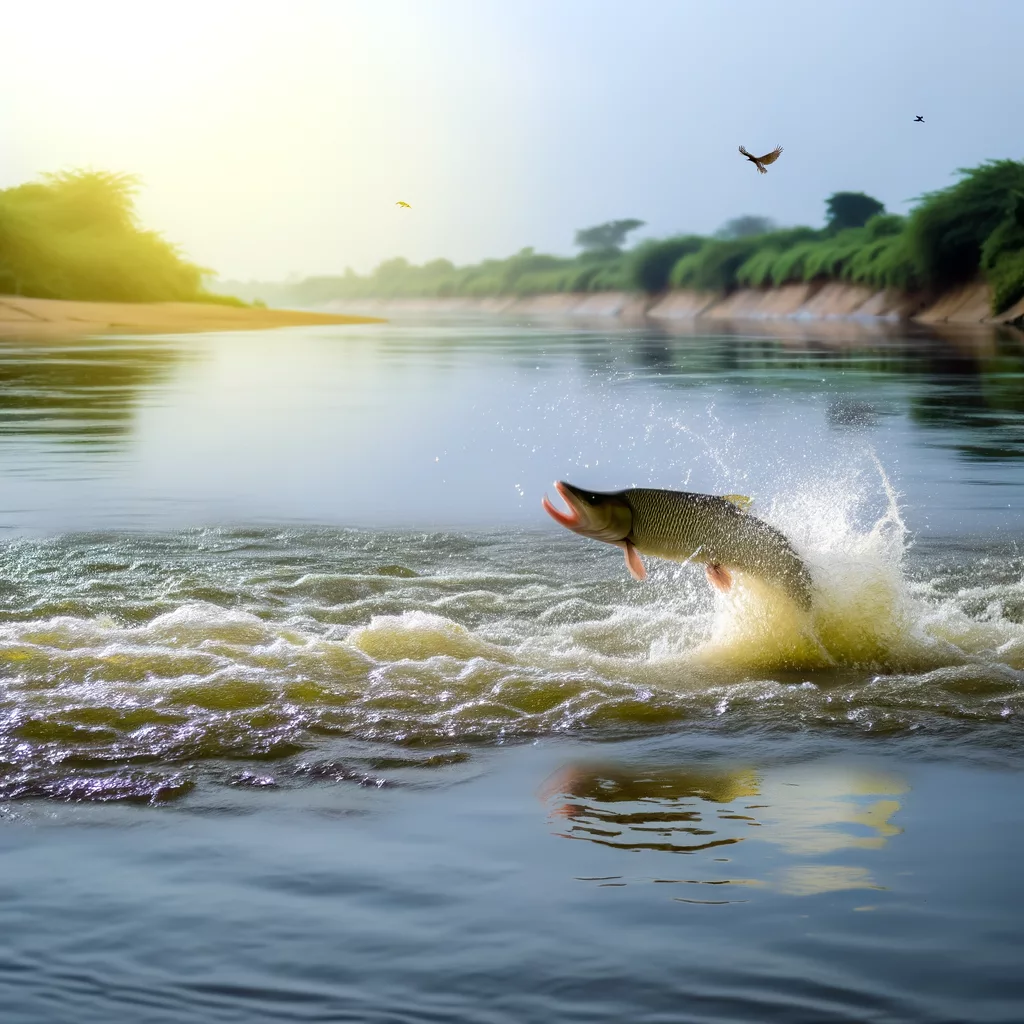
1,476,1023,800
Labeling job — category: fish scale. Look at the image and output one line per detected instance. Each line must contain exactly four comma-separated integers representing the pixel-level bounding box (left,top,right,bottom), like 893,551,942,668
623,488,812,607
624,489,740,559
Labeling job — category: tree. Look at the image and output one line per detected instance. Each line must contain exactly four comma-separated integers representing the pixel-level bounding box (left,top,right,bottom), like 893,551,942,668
714,215,777,239
825,192,886,233
574,218,645,254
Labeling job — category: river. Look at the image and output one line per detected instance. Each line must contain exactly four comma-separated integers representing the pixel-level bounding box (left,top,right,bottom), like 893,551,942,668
1,317,1023,1022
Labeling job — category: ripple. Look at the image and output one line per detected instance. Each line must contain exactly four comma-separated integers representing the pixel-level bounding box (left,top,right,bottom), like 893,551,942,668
0,528,1023,802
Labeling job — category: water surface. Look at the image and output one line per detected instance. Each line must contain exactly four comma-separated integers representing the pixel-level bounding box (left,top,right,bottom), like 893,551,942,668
1,318,1023,1022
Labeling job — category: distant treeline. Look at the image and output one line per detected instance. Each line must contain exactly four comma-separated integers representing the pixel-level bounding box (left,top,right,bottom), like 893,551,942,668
0,170,242,304
220,159,1024,316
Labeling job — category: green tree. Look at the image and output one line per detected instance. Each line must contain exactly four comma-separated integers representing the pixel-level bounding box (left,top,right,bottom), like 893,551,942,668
0,169,212,302
715,215,776,239
825,192,886,233
574,218,645,254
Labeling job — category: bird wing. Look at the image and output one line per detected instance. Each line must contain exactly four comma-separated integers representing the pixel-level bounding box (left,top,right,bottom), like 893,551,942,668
738,145,754,159
755,145,783,165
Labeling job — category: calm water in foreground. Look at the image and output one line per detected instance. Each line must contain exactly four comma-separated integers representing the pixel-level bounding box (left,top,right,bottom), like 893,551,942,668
1,317,1024,1022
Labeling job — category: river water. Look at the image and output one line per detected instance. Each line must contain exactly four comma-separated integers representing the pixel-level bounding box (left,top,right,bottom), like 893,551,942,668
1,318,1023,1022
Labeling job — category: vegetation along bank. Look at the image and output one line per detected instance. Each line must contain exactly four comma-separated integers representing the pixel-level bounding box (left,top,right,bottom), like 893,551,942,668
0,170,381,334
218,160,1024,328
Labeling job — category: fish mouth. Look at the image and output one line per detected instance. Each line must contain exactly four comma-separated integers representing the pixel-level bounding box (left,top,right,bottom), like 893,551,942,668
542,481,583,528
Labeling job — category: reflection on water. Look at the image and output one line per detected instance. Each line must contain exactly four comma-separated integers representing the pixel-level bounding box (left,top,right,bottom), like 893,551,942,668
541,760,906,897
0,337,185,446
1,322,1024,537
611,321,1024,462
643,324,1024,461
826,398,878,429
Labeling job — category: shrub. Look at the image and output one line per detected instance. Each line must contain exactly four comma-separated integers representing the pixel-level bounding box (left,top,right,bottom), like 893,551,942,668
627,236,705,293
907,159,1024,290
764,241,819,285
197,292,249,308
733,228,823,287
864,214,905,240
669,237,763,291
203,159,1024,312
736,247,781,287
979,193,1024,313
986,250,1024,314
803,229,869,279
0,170,208,302
852,231,919,290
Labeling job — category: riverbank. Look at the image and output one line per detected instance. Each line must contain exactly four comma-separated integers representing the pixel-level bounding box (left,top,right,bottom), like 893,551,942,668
0,295,384,338
321,281,1024,329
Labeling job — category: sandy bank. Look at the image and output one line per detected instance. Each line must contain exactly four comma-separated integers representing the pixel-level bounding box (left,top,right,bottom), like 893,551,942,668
0,296,384,338
323,282,1024,330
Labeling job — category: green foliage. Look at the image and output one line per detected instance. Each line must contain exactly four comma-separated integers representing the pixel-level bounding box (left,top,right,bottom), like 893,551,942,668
735,246,782,288
723,228,821,288
864,214,905,240
627,236,705,293
239,247,629,304
978,193,1024,312
986,250,1024,314
825,192,886,233
583,260,629,292
669,237,760,291
763,241,818,285
196,291,250,308
803,228,869,279
0,169,210,302
908,160,1024,293
574,218,644,253
210,159,1024,317
980,198,1024,270
715,215,777,239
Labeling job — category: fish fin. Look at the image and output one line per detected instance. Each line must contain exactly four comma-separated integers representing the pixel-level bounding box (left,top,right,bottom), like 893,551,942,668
721,494,752,511
624,542,647,581
705,563,733,593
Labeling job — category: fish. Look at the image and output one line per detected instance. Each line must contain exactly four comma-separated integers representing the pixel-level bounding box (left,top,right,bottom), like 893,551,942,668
542,481,813,608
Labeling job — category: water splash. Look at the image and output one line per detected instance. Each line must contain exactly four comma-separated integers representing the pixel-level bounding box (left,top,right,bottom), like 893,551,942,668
1,491,1023,802
693,455,920,672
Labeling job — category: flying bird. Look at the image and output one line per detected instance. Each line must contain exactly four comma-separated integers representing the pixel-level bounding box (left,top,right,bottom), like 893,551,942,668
396,201,411,208
914,115,924,122
739,145,783,175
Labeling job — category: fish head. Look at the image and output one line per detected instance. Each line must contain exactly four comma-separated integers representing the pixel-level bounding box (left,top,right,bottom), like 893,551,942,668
542,481,632,544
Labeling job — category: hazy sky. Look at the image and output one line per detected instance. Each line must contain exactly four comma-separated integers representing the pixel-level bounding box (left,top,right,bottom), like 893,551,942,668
2,0,1021,280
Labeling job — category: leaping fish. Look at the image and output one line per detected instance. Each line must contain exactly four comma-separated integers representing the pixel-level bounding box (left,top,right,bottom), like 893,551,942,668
542,481,813,608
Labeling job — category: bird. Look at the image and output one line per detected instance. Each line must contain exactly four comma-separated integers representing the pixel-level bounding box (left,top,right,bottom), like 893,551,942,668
914,115,924,123
738,145,783,175
396,201,411,208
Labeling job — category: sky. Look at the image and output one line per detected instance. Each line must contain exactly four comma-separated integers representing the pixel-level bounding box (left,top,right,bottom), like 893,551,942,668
1,0,1022,280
